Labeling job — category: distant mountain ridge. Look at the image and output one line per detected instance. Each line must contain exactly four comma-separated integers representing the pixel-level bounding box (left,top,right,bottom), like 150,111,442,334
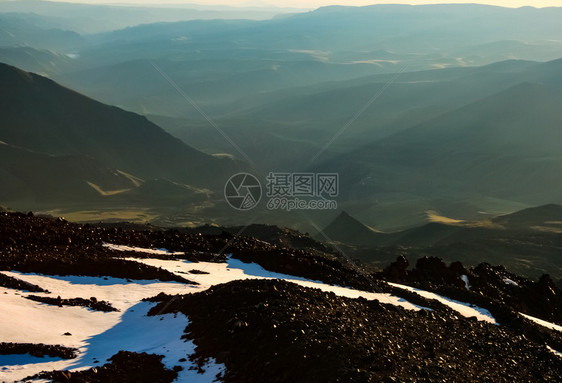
311,73,562,227
0,141,138,205
2,4,562,231
0,63,243,209
319,211,383,245
319,205,562,280
492,204,562,230
322,204,562,247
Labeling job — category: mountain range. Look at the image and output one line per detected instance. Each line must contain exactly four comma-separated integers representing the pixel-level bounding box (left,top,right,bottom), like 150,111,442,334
319,205,562,281
0,63,243,211
1,3,562,380
1,2,562,233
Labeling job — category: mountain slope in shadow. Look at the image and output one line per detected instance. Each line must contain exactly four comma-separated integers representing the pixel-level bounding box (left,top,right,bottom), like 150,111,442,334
315,78,562,219
0,141,138,206
319,211,384,245
319,205,562,280
0,63,245,208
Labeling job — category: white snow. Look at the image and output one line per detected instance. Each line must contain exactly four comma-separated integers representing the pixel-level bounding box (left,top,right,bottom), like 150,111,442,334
546,345,562,358
124,255,429,312
103,243,185,256
388,282,498,325
2,243,514,382
461,275,471,290
0,273,221,382
0,245,427,382
519,313,562,333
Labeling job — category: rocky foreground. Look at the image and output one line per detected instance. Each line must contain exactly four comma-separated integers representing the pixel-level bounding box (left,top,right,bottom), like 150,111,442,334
0,211,561,382
149,279,561,383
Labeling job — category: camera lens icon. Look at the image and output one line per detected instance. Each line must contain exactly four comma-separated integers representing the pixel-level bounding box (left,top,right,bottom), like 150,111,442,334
224,173,262,211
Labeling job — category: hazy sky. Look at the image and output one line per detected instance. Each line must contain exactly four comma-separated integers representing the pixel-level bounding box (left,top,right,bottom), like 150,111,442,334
39,0,562,9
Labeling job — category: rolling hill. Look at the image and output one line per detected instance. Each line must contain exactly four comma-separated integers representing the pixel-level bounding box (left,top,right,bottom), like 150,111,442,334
0,141,138,207
492,204,562,232
311,74,562,227
318,205,562,280
0,63,242,185
0,0,293,34
0,12,83,50
2,3,562,232
0,63,244,210
35,4,562,122
319,211,384,245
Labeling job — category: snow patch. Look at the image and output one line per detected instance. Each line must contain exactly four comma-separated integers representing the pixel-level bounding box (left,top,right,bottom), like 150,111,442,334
0,354,61,367
461,275,471,290
547,345,562,358
519,313,562,333
103,243,185,256
3,245,484,381
126,256,429,312
0,274,220,382
0,251,428,382
388,282,498,325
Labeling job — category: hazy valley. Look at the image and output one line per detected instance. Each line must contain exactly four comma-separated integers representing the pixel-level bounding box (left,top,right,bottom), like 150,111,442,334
1,1,562,381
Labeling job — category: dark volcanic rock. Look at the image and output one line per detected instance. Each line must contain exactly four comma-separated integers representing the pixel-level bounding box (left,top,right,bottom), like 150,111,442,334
0,212,196,283
0,211,372,291
384,255,409,282
0,342,77,359
148,279,562,383
384,255,562,326
185,223,333,254
469,263,562,324
27,351,177,382
409,256,466,288
188,269,210,275
231,247,377,292
25,295,118,312
3,211,562,382
0,272,49,292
